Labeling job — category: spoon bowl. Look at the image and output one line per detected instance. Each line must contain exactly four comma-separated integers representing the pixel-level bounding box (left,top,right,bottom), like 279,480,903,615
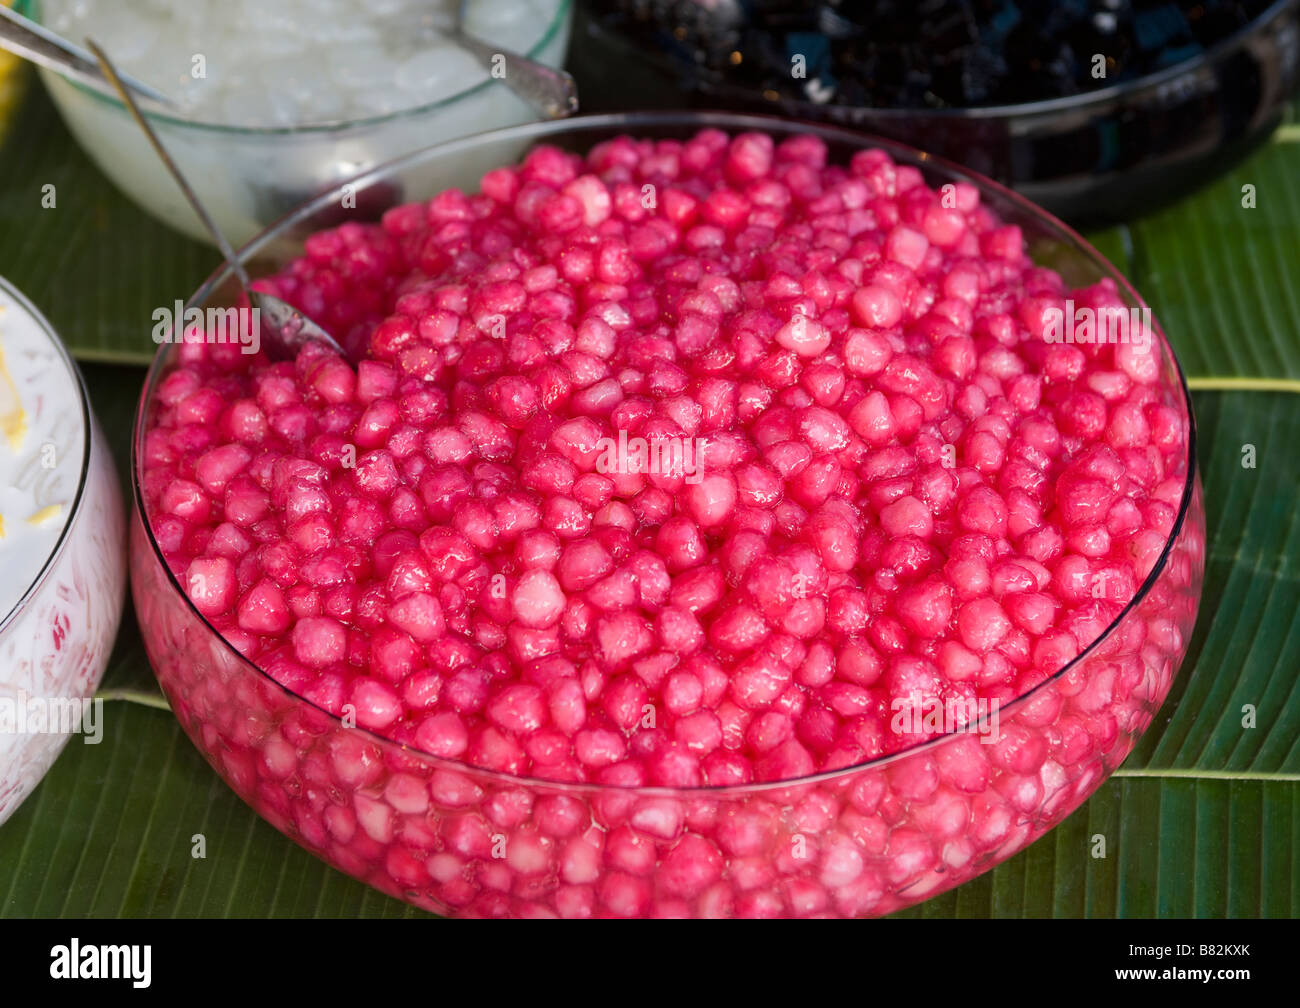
452,0,577,119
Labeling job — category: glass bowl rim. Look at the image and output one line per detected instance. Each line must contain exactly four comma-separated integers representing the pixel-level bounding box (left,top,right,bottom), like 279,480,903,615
18,0,573,134
130,109,1200,797
0,274,94,634
584,0,1298,121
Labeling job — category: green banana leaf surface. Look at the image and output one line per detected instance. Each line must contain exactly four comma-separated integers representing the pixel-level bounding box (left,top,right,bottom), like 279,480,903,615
0,80,1297,918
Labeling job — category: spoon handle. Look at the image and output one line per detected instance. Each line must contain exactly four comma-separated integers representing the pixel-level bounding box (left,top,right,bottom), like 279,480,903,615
87,39,252,290
0,5,173,106
449,29,578,120
91,38,349,363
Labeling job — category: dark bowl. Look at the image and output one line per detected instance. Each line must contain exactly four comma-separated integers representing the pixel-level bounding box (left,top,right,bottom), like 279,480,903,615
570,0,1300,225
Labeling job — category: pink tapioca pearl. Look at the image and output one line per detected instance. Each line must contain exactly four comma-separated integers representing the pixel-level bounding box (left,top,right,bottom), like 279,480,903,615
554,884,597,919
347,678,402,731
352,793,394,845
657,835,724,899
713,804,782,858
674,711,723,754
559,829,604,886
428,768,483,809
160,479,210,522
599,872,653,918
382,773,429,816
879,494,935,542
504,828,554,876
1003,591,1058,634
726,132,775,181
851,284,904,329
486,684,547,735
818,833,867,889
734,889,785,919
933,734,993,792
387,592,445,642
844,330,893,378
775,314,831,357
994,772,1045,816
688,881,733,919
510,570,566,628
957,597,1012,653
628,798,687,841
832,865,887,918
605,826,658,875
894,579,953,638
888,756,940,803
783,876,830,916
727,855,777,895
645,742,704,788
882,828,938,886
935,640,982,683
185,556,236,617
290,616,346,667
755,739,815,781
686,473,738,527
413,711,469,758
910,787,972,838
532,794,586,837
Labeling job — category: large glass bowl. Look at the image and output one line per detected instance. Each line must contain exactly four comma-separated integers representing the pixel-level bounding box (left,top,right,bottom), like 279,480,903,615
18,0,573,246
0,275,127,826
130,112,1206,918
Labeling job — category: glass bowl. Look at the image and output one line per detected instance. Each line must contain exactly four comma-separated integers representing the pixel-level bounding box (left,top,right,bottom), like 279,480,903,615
17,0,573,246
129,111,1206,918
0,275,127,826
571,0,1300,225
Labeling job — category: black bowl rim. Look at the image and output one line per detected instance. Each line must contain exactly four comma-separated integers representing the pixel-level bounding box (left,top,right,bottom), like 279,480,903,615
130,110,1201,797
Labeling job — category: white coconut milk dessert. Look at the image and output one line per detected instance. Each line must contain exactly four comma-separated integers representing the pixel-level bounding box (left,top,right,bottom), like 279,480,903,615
41,0,568,127
0,278,126,826
33,0,573,245
0,289,85,622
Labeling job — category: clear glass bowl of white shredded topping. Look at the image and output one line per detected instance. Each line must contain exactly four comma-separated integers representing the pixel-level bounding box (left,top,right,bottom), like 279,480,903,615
0,282,84,621
0,276,126,827
20,0,573,244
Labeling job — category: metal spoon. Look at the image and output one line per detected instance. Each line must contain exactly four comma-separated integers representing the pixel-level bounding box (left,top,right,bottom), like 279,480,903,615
452,1,578,119
0,4,172,106
88,39,348,364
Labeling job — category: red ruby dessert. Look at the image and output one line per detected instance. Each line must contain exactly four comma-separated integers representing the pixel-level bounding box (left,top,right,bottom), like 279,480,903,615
133,123,1204,918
